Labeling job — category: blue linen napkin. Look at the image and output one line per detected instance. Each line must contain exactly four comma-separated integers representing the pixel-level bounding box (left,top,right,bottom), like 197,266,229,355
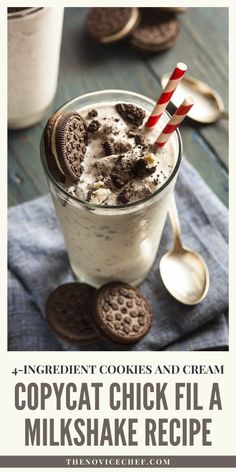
8,159,228,351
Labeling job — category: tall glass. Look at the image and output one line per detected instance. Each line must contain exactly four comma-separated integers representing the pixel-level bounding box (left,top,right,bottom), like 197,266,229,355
8,7,64,129
41,90,182,287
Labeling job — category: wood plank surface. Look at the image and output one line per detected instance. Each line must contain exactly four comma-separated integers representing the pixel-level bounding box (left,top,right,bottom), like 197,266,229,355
8,7,228,207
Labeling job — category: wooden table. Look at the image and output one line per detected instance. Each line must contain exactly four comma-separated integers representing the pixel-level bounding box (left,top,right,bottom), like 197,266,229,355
8,7,228,207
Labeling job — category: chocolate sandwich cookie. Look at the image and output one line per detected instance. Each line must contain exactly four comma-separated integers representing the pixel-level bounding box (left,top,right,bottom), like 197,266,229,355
55,112,87,182
111,155,133,188
86,7,140,44
43,112,65,183
46,283,98,344
130,9,180,53
92,282,153,344
43,111,87,183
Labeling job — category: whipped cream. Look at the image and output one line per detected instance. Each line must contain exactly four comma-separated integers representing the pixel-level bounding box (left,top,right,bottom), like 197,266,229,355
63,102,178,205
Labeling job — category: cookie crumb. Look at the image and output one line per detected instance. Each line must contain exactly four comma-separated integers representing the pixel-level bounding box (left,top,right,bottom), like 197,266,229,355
103,139,114,156
87,109,98,118
115,103,145,127
87,120,101,133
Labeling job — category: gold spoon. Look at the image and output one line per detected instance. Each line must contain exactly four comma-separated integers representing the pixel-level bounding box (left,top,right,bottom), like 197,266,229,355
160,195,209,305
161,73,228,124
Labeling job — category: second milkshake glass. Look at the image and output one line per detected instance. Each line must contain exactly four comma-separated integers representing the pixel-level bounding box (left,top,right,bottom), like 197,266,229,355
41,90,182,287
8,7,64,129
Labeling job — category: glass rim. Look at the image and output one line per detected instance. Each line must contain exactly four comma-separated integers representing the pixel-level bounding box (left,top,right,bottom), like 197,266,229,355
8,7,44,19
40,89,183,212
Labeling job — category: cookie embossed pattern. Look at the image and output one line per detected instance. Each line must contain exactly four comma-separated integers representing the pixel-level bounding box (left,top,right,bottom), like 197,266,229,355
92,283,153,344
130,9,180,53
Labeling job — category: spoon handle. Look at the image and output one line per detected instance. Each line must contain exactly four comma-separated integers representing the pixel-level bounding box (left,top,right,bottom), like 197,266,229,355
168,193,182,249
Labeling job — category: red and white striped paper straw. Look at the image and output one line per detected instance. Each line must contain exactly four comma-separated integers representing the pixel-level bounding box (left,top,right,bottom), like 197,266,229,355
155,96,194,148
145,62,187,128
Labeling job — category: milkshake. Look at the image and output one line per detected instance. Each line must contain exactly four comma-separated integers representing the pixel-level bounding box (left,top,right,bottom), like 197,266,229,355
8,7,64,128
41,90,182,287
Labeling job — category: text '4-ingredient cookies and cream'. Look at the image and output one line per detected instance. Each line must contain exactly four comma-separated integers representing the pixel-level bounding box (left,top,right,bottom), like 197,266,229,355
8,7,64,128
41,90,182,287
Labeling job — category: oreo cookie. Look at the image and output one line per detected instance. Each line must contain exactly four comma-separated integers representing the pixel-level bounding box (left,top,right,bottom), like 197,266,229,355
111,155,133,188
92,282,153,344
55,113,87,182
130,9,180,53
86,7,140,44
43,111,87,183
43,112,65,183
87,119,101,134
87,109,98,118
46,283,98,344
115,103,145,127
117,187,133,204
114,141,132,154
132,158,156,179
117,183,152,205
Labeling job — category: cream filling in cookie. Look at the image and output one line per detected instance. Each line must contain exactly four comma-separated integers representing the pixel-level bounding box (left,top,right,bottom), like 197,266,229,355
101,8,140,43
51,115,65,176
